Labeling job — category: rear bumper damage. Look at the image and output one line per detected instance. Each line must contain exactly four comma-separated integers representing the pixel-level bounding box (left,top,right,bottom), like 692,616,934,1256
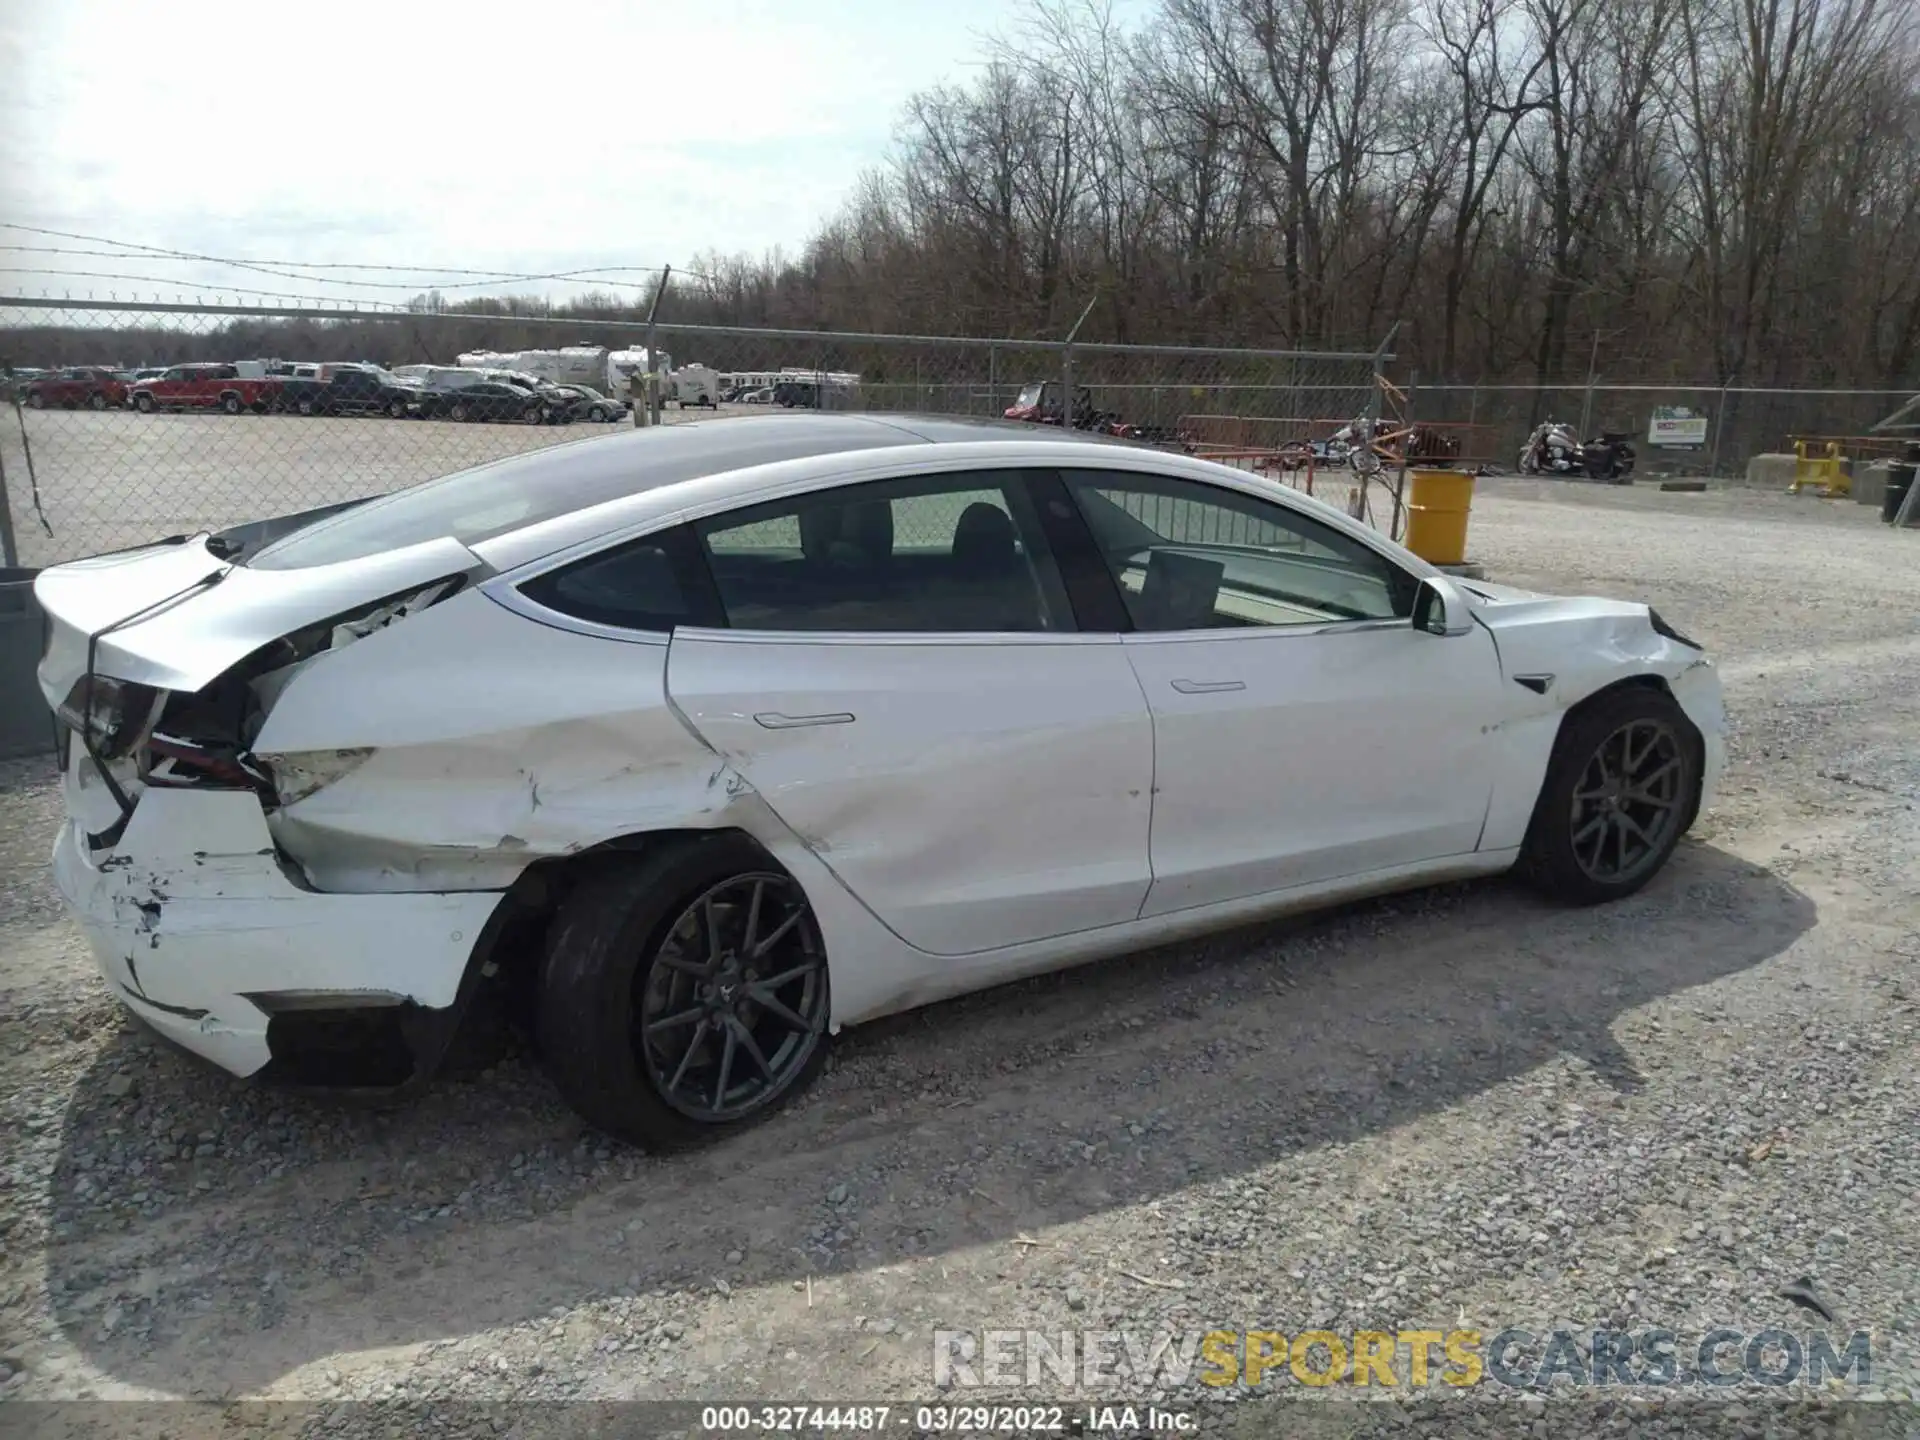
53,786,503,1084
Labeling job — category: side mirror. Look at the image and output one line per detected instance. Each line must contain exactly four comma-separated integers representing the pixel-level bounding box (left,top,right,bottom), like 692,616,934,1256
1412,575,1476,637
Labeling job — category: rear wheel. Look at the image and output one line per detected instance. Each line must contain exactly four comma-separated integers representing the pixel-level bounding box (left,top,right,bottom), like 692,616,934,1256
88,392,109,411
133,392,154,414
26,391,44,409
539,837,831,1149
1520,686,1700,904
221,393,243,415
296,396,316,416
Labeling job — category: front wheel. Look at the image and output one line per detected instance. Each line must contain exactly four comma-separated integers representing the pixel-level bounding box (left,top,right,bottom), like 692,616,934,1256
134,392,154,413
221,393,243,415
88,392,109,411
387,397,408,419
26,391,45,409
539,837,831,1149
1519,687,1700,905
587,404,608,422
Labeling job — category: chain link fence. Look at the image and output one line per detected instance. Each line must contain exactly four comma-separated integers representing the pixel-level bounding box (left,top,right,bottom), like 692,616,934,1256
0,298,1397,568
11,296,1902,570
1409,382,1917,479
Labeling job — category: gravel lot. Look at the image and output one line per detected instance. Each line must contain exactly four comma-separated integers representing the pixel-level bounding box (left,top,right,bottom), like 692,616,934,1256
1,476,1917,1438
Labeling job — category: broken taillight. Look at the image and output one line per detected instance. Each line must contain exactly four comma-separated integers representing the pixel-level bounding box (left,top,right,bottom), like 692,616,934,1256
55,675,163,761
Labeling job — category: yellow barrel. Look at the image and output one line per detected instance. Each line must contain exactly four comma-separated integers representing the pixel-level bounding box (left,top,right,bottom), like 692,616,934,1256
1403,467,1475,566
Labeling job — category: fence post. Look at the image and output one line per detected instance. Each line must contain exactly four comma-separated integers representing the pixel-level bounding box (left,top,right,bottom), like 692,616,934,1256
988,344,997,417
1709,383,1731,477
1062,296,1098,427
1393,371,1417,542
0,435,19,570
644,265,671,426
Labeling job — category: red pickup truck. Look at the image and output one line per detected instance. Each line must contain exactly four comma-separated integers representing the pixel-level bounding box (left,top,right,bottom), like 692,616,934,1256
129,364,282,415
24,367,131,410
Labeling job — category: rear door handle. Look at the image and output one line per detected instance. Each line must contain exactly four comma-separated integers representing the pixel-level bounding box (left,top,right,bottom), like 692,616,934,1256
753,711,856,729
1170,679,1246,695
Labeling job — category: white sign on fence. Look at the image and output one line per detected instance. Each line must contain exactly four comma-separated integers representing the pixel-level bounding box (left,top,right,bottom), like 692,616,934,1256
1648,406,1710,448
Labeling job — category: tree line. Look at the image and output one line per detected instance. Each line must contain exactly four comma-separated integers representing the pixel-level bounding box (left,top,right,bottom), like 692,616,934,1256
659,0,1917,389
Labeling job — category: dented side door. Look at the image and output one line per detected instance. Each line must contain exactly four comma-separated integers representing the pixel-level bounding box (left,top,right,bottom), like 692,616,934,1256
665,629,1154,957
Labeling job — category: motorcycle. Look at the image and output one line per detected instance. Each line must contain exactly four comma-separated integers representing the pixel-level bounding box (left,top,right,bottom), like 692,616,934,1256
1582,431,1637,482
1518,421,1636,483
1518,420,1586,476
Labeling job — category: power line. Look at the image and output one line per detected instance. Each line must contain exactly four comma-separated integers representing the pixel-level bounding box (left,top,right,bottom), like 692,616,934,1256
0,224,702,290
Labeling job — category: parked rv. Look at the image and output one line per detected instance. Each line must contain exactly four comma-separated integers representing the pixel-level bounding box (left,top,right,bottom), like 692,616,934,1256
665,364,720,408
457,347,610,391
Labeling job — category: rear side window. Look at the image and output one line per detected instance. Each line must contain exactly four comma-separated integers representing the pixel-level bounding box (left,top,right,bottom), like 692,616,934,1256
516,525,722,633
694,470,1071,633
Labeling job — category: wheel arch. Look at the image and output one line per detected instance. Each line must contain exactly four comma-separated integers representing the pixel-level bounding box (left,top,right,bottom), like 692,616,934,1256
449,825,806,1057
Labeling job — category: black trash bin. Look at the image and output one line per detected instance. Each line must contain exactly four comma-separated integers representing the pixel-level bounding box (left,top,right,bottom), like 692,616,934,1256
0,568,55,760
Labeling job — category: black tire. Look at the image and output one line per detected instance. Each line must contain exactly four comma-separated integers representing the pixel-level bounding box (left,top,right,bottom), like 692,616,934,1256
588,404,608,422
1519,685,1701,905
88,391,109,411
539,835,831,1149
296,396,316,417
133,392,154,413
387,397,408,419
221,393,243,415
449,401,469,422
26,391,45,409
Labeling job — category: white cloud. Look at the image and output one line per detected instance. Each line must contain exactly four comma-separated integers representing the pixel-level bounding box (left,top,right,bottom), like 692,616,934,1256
0,0,1025,302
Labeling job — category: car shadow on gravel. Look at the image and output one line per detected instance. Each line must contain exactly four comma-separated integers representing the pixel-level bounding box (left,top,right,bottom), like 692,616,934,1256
39,840,1815,1396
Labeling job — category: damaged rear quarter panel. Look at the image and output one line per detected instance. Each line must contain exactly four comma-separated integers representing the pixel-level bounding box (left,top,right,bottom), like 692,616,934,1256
253,590,772,891
56,788,500,1069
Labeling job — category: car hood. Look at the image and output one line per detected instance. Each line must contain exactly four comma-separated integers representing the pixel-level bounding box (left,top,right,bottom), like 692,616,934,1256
35,532,481,702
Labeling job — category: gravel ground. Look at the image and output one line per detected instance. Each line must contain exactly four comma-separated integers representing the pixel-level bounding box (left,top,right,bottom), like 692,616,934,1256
1,478,1917,1438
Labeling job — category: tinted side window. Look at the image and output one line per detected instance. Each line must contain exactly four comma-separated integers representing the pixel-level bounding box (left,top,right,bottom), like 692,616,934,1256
696,471,1071,634
517,525,719,633
1062,469,1417,630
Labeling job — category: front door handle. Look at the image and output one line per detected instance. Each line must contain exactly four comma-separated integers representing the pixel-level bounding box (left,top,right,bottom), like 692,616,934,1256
753,711,856,729
1170,679,1247,695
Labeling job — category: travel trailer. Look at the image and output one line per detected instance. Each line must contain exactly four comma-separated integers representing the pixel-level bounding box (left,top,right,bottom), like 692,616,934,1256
454,347,609,391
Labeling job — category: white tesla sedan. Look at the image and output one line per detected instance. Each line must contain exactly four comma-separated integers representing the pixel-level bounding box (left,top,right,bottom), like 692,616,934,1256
36,415,1724,1147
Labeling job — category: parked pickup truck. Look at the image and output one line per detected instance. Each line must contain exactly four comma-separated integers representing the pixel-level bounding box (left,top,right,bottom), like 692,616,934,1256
130,364,283,414
274,363,420,418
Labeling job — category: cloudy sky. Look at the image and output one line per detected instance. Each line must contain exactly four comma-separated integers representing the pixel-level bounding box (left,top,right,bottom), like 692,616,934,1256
0,0,1060,308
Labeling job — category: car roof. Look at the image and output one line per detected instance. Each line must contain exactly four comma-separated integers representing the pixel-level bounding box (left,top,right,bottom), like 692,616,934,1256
250,413,1142,572
466,412,1358,576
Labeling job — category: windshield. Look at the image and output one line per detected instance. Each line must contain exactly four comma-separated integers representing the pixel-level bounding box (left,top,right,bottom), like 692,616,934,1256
1015,382,1045,406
